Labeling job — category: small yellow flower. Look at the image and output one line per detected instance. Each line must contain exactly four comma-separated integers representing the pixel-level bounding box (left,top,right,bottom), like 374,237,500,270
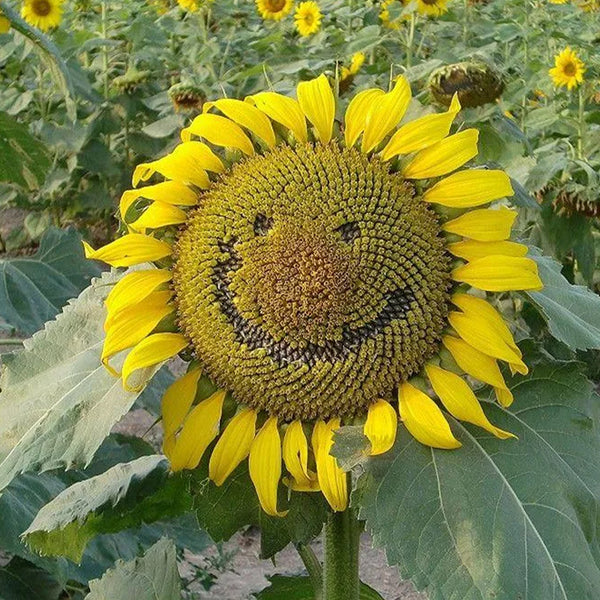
549,46,585,90
576,0,599,10
379,0,410,29
548,0,568,4
294,1,322,36
341,52,365,81
416,0,449,17
177,0,198,11
256,0,294,20
21,0,63,31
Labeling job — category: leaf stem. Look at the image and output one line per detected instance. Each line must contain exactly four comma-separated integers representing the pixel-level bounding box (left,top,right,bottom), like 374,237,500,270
577,85,586,160
0,339,24,346
295,541,323,600
323,507,361,600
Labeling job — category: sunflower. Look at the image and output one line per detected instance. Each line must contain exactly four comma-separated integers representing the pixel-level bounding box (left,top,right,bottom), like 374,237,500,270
416,0,449,17
21,0,63,31
85,74,542,516
294,1,322,36
549,46,585,90
340,52,365,82
379,0,410,28
256,0,294,21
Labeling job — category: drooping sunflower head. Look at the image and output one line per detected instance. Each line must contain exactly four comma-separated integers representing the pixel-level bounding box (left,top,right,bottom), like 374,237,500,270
21,0,63,31
549,46,585,90
294,1,322,36
256,0,294,21
85,73,542,517
169,83,206,112
429,61,505,108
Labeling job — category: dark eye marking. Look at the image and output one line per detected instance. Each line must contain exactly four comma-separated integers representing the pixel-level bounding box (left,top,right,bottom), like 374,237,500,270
336,221,360,244
253,213,273,236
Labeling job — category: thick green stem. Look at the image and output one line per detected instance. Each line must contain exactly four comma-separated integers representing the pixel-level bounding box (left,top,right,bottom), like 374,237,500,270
323,508,361,600
295,542,323,600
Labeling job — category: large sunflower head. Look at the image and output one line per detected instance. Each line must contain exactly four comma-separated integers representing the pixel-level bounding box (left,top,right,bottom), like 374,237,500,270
256,0,294,21
85,73,542,516
549,46,585,90
20,0,63,31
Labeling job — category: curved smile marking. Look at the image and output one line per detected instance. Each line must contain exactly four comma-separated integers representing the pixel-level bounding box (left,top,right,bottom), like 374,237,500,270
213,238,416,368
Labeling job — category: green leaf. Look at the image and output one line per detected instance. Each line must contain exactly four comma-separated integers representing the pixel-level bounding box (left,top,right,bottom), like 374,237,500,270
0,2,76,120
190,461,327,558
527,249,600,350
85,538,181,600
24,455,184,562
0,271,159,492
253,575,384,600
351,350,600,600
0,111,51,189
0,557,62,600
0,227,102,334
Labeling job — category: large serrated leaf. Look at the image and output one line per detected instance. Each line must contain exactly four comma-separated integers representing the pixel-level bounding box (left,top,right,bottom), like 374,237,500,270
24,455,197,562
0,271,157,492
85,538,181,600
0,557,62,600
527,249,600,350
350,351,600,600
0,227,101,334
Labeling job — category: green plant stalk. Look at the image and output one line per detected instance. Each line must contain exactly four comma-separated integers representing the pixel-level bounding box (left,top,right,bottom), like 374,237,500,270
323,507,361,600
295,542,323,600
577,86,586,160
462,0,469,46
101,0,109,100
406,12,416,69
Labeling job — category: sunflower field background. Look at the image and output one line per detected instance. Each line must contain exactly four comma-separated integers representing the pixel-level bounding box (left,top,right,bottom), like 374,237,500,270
1,0,600,599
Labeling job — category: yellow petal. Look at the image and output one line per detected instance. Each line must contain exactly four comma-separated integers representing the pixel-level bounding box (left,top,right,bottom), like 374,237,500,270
209,408,257,486
128,201,188,232
344,88,385,148
247,92,308,142
249,417,287,517
168,390,225,471
448,240,528,262
120,181,198,220
398,383,461,449
364,399,398,455
161,368,202,458
425,364,514,439
105,269,172,314
403,129,479,179
312,419,348,512
381,94,460,161
297,74,335,144
204,99,276,147
361,76,412,153
452,256,543,291
133,142,222,188
451,294,522,355
102,291,174,374
449,311,526,369
423,169,514,208
182,114,255,155
83,234,172,268
443,208,517,242
283,420,319,491
122,333,188,391
442,334,510,390
495,387,514,407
